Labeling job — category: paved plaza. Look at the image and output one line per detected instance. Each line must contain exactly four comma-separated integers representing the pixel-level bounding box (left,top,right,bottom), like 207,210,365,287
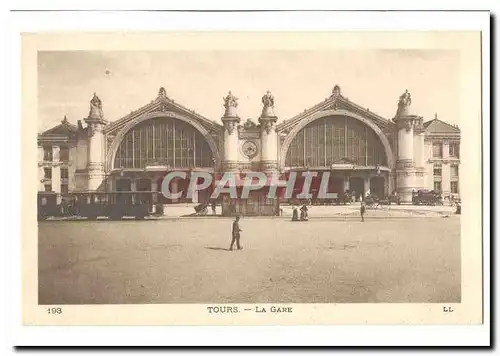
38,213,460,305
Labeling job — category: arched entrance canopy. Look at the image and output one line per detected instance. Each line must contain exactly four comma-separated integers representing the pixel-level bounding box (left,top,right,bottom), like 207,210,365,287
280,109,394,170
106,111,221,172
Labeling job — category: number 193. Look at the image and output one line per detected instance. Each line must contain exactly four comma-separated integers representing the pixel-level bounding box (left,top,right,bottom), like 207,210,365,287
47,307,62,314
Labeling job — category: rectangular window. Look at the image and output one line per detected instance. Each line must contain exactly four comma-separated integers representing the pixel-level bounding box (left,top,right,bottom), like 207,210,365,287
60,168,68,179
44,168,52,179
433,181,442,192
61,184,69,195
432,143,443,158
433,167,442,176
44,184,52,192
59,147,70,161
451,181,459,194
449,143,460,158
43,147,53,161
451,165,459,177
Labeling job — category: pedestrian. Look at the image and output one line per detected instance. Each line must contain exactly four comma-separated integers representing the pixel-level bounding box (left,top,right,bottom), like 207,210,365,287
360,202,366,222
229,215,243,251
211,200,217,215
292,206,299,221
300,204,309,221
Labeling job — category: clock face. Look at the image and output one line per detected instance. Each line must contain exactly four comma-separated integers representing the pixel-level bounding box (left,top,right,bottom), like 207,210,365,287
242,140,258,158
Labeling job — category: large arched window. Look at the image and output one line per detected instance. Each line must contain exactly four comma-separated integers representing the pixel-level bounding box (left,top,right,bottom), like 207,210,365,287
113,117,214,169
285,115,387,168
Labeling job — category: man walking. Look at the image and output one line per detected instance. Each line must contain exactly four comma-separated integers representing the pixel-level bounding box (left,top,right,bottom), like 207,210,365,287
360,202,366,222
229,215,243,251
211,200,217,215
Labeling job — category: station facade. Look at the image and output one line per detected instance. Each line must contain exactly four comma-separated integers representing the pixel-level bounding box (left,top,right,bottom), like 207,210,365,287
38,85,461,205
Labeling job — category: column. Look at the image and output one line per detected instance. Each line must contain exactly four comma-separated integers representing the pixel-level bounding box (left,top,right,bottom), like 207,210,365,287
38,146,44,191
343,176,350,191
418,133,426,168
151,180,158,214
259,91,278,173
106,176,113,192
171,178,178,203
69,146,77,191
441,142,450,195
38,146,44,162
442,142,450,160
131,179,137,192
387,172,393,196
413,129,426,190
396,124,417,204
397,125,414,161
364,175,370,198
52,146,61,195
85,93,108,191
424,141,433,190
442,163,451,195
259,118,278,173
221,91,241,172
87,125,106,190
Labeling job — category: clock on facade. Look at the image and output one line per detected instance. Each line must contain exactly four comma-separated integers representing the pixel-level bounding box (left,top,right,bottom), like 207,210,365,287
241,140,258,159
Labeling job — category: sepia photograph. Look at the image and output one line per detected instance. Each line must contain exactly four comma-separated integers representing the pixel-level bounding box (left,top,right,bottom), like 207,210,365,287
36,50,463,305
17,22,485,332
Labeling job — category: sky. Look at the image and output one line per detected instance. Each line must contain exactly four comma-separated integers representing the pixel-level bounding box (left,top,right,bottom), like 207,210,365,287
37,50,460,132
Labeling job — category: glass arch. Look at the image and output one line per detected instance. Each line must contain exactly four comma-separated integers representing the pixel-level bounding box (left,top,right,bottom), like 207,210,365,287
113,117,214,169
285,115,388,168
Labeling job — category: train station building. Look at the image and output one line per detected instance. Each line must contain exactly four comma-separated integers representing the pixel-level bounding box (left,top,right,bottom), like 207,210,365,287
38,85,461,208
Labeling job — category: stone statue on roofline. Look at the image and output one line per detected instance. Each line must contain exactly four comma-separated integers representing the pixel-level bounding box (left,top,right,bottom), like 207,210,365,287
223,91,238,117
396,89,413,117
90,92,102,110
261,90,276,118
88,92,104,120
158,87,167,99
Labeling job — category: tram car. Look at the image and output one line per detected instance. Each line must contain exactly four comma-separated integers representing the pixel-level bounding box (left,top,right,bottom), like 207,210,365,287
37,191,61,220
72,192,153,220
37,191,154,220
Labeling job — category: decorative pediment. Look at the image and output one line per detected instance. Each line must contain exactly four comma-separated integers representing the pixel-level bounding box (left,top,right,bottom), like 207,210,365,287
238,118,261,139
39,116,78,144
40,116,78,137
276,86,394,136
104,87,223,137
423,115,460,134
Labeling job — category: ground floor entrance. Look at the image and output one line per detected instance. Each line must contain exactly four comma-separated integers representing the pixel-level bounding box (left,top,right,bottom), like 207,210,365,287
284,169,389,203
105,168,390,216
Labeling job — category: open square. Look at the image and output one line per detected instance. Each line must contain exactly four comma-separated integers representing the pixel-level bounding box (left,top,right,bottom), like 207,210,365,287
38,216,460,304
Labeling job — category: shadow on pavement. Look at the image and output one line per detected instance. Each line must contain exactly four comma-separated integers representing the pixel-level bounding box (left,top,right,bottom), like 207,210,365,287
205,246,231,251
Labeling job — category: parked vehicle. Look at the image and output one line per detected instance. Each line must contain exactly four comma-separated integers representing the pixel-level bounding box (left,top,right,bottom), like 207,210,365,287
364,195,381,209
38,191,154,220
37,192,61,220
194,202,209,216
75,192,153,220
412,190,443,206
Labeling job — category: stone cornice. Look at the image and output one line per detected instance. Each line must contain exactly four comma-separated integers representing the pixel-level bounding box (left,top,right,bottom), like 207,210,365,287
424,134,461,142
38,161,73,167
428,158,460,165
37,136,77,145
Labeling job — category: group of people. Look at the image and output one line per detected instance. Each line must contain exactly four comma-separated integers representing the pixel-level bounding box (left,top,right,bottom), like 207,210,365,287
291,204,309,222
